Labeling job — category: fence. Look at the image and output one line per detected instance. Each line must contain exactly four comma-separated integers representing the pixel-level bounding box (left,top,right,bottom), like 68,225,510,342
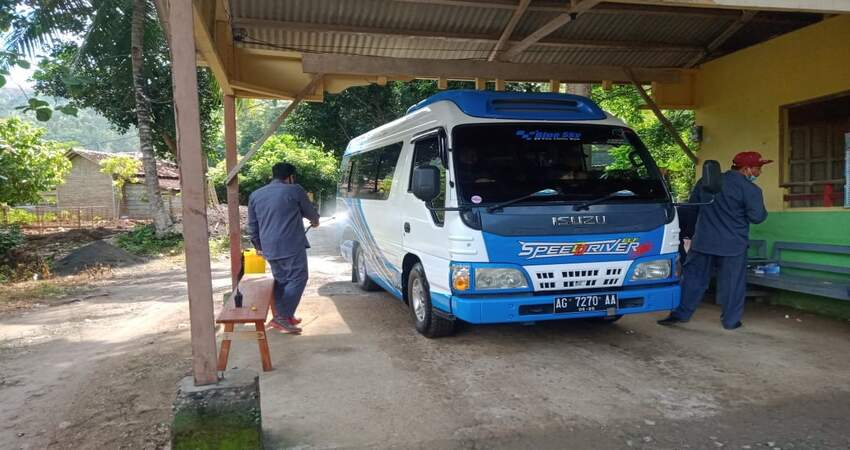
1,206,120,232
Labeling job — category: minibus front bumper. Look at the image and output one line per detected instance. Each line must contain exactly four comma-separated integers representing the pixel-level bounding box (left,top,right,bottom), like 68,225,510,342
447,283,680,324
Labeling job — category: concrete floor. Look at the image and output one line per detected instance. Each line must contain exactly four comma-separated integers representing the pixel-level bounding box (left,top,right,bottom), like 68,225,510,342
228,225,850,450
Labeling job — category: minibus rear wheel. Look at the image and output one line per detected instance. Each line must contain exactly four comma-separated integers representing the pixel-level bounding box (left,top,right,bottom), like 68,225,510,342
408,263,455,338
353,244,380,291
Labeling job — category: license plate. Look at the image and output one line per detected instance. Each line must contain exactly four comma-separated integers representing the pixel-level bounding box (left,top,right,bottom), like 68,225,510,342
553,294,618,314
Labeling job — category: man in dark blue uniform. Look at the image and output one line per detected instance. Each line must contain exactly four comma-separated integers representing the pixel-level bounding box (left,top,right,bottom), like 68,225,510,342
249,163,320,334
658,152,770,330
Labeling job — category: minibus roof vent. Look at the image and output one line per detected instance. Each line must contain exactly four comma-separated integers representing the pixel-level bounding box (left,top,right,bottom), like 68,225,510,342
406,90,606,121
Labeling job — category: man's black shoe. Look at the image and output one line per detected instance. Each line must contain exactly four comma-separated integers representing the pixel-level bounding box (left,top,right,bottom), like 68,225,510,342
657,315,687,326
723,321,743,330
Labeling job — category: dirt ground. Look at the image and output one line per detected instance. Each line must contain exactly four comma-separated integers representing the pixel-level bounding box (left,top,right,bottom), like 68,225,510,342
2,223,850,449
235,225,850,450
0,256,233,450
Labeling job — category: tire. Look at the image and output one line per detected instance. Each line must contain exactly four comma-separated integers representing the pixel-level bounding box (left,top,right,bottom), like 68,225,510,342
353,243,380,291
407,263,455,338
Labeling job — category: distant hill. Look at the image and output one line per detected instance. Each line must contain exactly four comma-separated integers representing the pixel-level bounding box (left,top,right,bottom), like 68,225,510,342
0,88,138,152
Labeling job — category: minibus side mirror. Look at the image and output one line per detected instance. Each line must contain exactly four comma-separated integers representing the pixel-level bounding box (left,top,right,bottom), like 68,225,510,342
702,160,722,194
412,165,441,202
673,159,723,208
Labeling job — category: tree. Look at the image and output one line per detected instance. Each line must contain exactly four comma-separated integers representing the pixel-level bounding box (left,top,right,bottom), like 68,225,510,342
99,154,140,199
591,84,696,200
209,134,339,204
0,117,70,206
7,0,222,235
130,0,171,234
1,0,82,121
286,80,540,157
31,27,222,161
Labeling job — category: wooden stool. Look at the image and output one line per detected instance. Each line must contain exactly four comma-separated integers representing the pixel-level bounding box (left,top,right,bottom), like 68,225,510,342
216,274,274,372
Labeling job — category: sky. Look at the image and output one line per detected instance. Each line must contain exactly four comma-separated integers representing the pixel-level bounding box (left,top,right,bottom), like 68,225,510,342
6,64,36,90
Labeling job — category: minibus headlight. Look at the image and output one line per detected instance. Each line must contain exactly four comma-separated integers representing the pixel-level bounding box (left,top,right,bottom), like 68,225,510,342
451,265,471,291
474,268,528,290
631,259,672,281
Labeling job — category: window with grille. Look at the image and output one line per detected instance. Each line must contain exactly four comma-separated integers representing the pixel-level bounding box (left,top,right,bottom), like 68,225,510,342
782,93,849,208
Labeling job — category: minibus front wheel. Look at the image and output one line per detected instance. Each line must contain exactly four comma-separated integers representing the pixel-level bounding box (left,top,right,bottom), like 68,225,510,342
407,263,455,338
353,243,380,291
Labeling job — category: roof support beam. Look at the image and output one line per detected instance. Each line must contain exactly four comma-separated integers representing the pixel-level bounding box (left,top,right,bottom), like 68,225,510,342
391,0,824,20
499,0,604,61
613,0,850,14
230,80,294,100
169,0,218,387
192,3,233,94
625,68,698,164
235,18,702,53
213,0,236,79
488,0,530,61
685,9,757,67
302,53,682,84
225,75,324,184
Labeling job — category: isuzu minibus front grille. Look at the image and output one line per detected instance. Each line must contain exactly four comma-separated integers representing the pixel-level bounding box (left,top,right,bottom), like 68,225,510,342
524,261,631,292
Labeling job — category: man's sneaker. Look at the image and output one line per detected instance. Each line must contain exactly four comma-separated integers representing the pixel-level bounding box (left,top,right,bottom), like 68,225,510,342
287,317,302,325
268,318,302,334
657,315,688,326
723,321,743,330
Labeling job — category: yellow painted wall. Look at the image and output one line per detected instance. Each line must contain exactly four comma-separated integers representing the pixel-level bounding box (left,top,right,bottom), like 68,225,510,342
694,15,850,212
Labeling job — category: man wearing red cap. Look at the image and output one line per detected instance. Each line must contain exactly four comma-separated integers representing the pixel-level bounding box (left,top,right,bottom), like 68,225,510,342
658,151,770,330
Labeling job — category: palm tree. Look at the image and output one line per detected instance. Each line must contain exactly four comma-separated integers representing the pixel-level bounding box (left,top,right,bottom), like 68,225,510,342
130,0,172,233
6,0,173,236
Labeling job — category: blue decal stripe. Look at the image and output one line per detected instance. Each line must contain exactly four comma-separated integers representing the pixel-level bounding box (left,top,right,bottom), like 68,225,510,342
344,198,402,293
482,227,666,265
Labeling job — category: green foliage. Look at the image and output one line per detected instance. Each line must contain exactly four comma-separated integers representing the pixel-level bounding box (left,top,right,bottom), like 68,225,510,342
99,154,140,198
26,0,221,161
0,51,78,120
0,117,71,206
116,223,182,256
286,80,541,158
0,51,32,91
210,134,339,203
35,44,221,160
0,88,137,151
2,208,36,225
208,235,230,258
590,85,696,200
0,225,23,256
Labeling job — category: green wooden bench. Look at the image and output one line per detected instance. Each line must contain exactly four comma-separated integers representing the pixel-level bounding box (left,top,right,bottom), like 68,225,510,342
747,241,850,301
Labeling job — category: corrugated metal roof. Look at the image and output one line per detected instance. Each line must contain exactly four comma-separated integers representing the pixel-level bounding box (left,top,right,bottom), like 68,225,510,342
539,11,733,45
233,0,510,35
230,0,821,68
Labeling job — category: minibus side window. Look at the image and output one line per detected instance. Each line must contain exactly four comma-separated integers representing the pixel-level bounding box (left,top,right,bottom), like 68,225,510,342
346,142,402,200
410,136,445,225
338,157,353,195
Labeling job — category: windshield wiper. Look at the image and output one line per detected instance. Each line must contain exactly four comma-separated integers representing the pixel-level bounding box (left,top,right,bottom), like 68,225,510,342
573,189,636,211
486,188,560,213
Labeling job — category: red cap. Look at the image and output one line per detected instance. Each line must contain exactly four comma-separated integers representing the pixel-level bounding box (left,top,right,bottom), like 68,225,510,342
732,151,773,168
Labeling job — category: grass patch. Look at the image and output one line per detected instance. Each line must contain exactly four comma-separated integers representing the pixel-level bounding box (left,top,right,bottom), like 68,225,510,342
0,265,113,313
209,235,230,258
117,224,184,256
115,225,235,260
0,277,87,312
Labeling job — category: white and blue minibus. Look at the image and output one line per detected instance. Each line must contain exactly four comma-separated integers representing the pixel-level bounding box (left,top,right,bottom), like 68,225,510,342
336,90,720,337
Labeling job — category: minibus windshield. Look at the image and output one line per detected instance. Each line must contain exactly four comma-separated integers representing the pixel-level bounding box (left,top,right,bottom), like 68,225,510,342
452,123,668,206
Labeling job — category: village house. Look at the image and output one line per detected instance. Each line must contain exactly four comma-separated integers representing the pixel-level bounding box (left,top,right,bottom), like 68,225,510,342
55,149,182,219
